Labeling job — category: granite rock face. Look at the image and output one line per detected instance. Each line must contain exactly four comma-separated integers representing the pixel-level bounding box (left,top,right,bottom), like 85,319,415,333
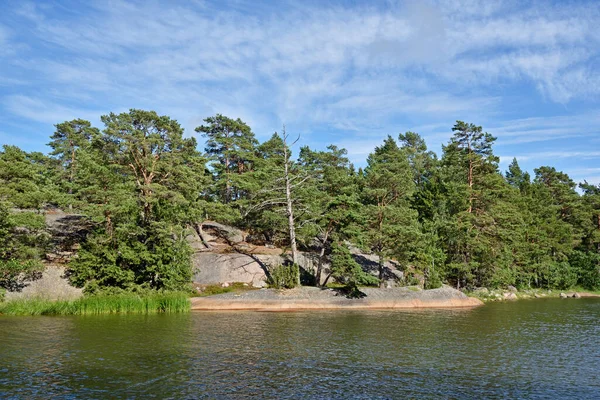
5,265,83,301
192,252,321,288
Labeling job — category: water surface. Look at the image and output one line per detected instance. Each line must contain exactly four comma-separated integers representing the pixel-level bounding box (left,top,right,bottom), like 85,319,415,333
1,299,599,399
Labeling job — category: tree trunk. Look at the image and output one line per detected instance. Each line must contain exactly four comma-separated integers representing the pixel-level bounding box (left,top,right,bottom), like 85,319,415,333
378,252,385,289
283,130,299,285
68,144,76,211
315,228,330,287
195,223,213,250
467,141,473,213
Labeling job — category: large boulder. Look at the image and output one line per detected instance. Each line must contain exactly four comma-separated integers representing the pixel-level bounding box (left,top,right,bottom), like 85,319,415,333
193,253,281,288
503,292,518,300
347,244,404,286
192,251,328,288
5,265,83,301
201,221,246,244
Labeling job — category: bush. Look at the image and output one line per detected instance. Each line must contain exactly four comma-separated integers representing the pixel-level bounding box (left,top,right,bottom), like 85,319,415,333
268,264,299,289
424,267,442,290
330,243,378,286
570,251,600,290
542,261,578,290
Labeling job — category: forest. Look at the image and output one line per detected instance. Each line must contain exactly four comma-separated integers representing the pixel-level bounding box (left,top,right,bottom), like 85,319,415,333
1,109,599,296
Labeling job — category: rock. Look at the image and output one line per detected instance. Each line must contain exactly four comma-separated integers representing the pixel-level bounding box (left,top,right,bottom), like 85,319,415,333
5,265,82,301
559,292,568,298
572,292,581,298
503,292,517,300
192,250,330,287
221,282,229,288
201,221,246,244
534,293,541,298
186,229,207,252
253,280,267,288
473,287,489,294
507,285,518,293
193,253,279,287
347,244,404,283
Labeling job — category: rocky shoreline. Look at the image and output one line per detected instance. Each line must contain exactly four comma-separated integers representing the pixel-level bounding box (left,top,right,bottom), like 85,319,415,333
190,286,483,311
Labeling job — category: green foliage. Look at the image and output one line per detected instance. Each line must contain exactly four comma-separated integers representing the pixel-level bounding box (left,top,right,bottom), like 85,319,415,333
424,267,442,289
569,251,600,290
198,282,256,297
62,110,207,292
0,203,46,290
199,284,234,296
195,114,258,207
336,281,367,299
268,264,300,289
3,113,600,295
330,243,378,286
0,146,58,209
360,136,421,287
0,259,43,291
0,292,190,315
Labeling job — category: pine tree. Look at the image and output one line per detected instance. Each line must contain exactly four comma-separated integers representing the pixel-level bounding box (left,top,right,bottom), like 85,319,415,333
297,144,362,285
69,109,206,291
361,136,420,288
195,114,258,207
48,119,99,209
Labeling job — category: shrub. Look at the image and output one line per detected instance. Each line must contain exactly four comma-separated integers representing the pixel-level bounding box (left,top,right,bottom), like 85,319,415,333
424,267,442,290
268,264,299,289
570,251,600,290
330,243,378,286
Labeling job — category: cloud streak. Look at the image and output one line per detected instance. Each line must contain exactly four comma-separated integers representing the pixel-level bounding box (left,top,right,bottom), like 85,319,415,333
0,0,598,179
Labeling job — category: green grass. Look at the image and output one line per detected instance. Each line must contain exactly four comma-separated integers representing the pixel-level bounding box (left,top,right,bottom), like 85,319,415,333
196,282,258,297
0,292,190,316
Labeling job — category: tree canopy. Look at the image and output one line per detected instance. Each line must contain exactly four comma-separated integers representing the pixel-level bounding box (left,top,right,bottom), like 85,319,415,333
1,112,599,293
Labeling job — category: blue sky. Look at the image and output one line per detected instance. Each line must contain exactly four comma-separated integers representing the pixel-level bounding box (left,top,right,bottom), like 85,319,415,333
1,0,599,184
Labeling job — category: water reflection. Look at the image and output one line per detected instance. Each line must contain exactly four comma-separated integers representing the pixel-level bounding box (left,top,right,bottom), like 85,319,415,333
1,300,599,399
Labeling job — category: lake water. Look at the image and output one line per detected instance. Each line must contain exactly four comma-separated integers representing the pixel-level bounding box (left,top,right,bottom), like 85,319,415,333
1,298,599,399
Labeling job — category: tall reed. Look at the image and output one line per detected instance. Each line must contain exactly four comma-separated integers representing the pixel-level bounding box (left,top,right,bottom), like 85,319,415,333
0,292,190,316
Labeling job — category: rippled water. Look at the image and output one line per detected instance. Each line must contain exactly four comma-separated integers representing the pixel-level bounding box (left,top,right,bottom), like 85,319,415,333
1,299,599,399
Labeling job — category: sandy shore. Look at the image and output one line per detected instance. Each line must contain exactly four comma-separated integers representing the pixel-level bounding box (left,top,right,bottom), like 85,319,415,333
190,286,483,311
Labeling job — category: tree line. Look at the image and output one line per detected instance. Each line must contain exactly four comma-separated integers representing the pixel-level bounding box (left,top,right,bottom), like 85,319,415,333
1,110,599,294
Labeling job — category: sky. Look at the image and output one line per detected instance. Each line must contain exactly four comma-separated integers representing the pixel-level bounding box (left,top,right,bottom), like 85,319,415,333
0,0,599,185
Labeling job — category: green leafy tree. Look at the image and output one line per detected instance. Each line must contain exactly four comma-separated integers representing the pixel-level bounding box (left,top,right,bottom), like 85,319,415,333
505,158,531,193
69,109,206,292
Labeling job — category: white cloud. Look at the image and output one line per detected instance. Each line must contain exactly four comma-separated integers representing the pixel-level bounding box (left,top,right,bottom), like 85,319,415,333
501,151,600,163
3,95,103,125
489,113,600,145
1,0,600,165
